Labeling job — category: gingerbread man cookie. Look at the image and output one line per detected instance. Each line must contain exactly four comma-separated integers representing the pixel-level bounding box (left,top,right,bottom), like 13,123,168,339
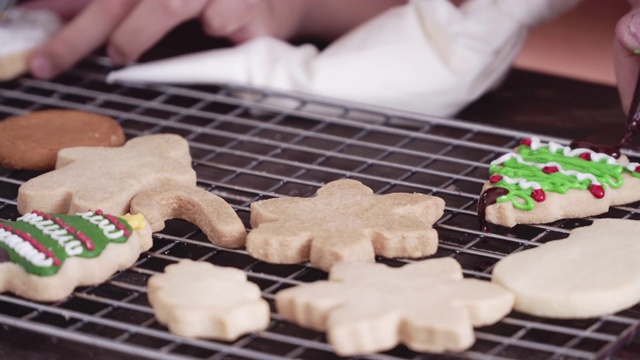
246,179,445,271
276,258,514,355
130,184,246,248
18,134,196,216
147,259,270,340
0,209,152,301
492,218,640,319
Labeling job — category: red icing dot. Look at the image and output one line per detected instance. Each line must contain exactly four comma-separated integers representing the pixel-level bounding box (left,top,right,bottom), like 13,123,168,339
635,166,640,173
5,226,12,232
53,258,61,267
124,230,131,237
531,189,546,202
116,223,125,230
95,209,103,215
44,215,52,220
520,138,532,147
579,153,591,161
589,184,605,199
0,223,4,229
542,166,559,174
489,175,503,184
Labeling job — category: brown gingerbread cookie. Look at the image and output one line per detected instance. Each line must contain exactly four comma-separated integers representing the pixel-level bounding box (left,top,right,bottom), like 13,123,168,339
0,109,125,171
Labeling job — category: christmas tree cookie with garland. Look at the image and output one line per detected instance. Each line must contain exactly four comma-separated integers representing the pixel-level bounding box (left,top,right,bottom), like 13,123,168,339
479,137,640,229
0,209,152,301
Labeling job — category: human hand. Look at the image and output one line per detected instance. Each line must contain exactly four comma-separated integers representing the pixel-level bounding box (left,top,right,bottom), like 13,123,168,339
615,0,640,113
22,0,405,80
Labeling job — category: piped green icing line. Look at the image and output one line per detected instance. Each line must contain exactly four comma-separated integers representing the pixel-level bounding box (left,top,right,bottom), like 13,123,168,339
489,138,640,211
0,210,133,276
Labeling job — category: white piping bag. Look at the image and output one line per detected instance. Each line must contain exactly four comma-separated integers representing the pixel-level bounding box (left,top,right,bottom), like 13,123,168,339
107,0,579,117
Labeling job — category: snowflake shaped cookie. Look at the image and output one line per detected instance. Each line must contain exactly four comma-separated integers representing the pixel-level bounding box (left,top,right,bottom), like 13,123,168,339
276,258,514,355
246,179,445,271
147,259,270,340
18,134,196,215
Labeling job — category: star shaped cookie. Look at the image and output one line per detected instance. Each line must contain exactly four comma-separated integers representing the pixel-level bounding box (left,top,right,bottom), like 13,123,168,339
276,258,514,355
17,134,196,215
246,179,445,271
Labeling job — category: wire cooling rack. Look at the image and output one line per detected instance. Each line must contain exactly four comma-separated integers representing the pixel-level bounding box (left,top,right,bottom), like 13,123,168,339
1,57,640,360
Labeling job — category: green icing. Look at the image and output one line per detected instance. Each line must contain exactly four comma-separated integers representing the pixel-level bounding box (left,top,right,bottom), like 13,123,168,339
0,211,132,276
489,143,640,211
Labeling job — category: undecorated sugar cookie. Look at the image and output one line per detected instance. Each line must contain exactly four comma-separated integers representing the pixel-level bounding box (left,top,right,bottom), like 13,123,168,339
130,184,246,248
17,134,196,216
147,259,270,340
247,179,445,271
276,258,514,356
492,218,640,318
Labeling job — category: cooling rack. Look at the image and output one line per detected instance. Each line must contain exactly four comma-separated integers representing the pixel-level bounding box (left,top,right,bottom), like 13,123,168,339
1,56,640,360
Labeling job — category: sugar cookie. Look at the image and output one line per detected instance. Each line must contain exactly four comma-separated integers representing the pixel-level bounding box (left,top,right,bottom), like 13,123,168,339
0,8,61,81
147,259,270,340
0,209,152,302
492,218,640,318
17,134,196,216
276,258,514,355
246,179,445,271
0,109,125,171
478,137,640,229
130,184,246,248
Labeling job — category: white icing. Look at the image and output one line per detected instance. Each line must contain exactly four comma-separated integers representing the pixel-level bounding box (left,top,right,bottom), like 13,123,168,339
17,212,83,256
0,228,53,267
0,8,61,56
500,175,541,190
491,137,640,187
80,211,126,239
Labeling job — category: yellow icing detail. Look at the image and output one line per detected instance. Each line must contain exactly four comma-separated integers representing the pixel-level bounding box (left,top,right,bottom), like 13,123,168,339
119,214,146,230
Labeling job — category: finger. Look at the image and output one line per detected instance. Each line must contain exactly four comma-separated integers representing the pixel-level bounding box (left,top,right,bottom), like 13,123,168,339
20,0,94,21
615,8,640,113
29,0,140,79
107,0,208,65
200,0,260,39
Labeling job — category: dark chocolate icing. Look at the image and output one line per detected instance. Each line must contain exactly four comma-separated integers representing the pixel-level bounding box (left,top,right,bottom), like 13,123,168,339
569,140,621,159
478,187,509,232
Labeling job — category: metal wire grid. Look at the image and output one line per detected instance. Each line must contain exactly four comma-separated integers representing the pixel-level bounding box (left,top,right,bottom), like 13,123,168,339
1,57,640,360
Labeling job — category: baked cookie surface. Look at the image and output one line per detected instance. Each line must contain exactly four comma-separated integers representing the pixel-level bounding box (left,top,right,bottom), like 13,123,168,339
147,259,270,340
276,258,514,355
246,179,445,271
492,218,640,319
0,109,125,171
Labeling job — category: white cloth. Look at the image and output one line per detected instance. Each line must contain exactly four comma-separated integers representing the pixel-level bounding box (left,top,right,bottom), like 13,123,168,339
107,0,579,117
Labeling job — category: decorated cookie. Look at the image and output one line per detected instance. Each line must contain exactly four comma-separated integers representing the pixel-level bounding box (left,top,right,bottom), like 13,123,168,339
276,258,514,355
147,259,270,340
0,109,125,171
130,184,246,248
246,179,445,272
478,137,640,229
0,8,61,81
0,209,152,301
492,218,640,319
17,134,196,216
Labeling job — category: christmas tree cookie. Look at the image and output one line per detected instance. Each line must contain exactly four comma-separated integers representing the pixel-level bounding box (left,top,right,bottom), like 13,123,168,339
0,209,152,301
479,137,640,228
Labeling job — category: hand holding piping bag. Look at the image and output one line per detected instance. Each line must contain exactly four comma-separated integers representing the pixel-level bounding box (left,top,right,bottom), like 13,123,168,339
105,0,579,117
